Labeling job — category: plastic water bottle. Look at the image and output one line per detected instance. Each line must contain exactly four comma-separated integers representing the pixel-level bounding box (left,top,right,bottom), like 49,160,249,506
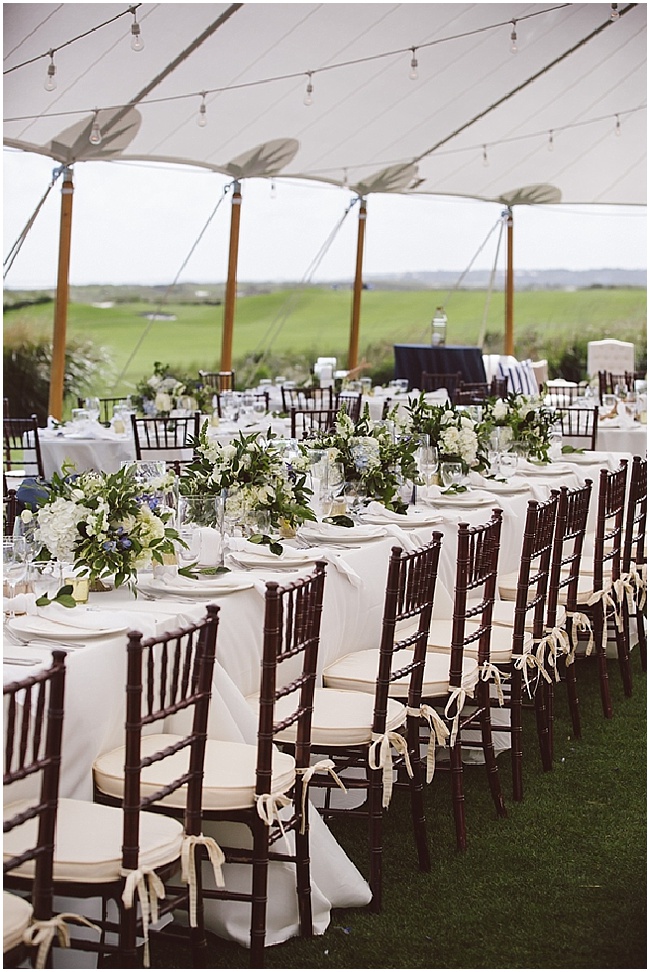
431,307,447,346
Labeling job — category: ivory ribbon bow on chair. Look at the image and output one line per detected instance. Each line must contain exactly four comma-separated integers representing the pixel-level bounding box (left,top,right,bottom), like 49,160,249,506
369,731,413,808
121,867,166,967
513,648,545,696
255,791,292,834
480,661,508,706
411,704,449,782
297,759,347,833
587,588,622,647
535,627,571,683
23,913,100,970
181,833,226,927
566,611,594,660
444,687,468,748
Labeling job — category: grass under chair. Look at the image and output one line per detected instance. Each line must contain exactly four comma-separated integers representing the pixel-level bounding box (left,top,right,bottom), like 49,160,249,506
107,652,645,969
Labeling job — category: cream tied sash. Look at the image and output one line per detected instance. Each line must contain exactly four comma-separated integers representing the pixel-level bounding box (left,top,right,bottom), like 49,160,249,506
255,792,292,833
23,913,100,970
535,626,571,683
296,759,347,833
181,833,226,927
481,661,508,706
121,867,166,967
444,687,468,748
369,731,413,808
566,612,594,661
587,587,623,648
410,704,449,782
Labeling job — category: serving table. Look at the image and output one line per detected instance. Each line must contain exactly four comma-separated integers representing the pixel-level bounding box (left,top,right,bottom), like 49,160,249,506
38,426,136,479
394,344,487,390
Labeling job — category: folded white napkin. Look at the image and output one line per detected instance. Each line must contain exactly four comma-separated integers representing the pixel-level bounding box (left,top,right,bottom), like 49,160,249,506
516,459,574,476
5,597,157,639
228,538,362,587
615,401,635,428
299,521,384,541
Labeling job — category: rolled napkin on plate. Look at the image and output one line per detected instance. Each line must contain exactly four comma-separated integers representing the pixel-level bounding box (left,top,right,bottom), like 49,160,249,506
228,537,362,587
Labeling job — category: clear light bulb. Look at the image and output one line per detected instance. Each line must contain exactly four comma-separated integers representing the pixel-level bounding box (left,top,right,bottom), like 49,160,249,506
510,23,518,54
44,54,57,91
409,49,419,80
615,115,621,136
131,21,144,51
304,73,314,107
547,131,554,152
270,181,277,199
610,4,620,20
89,111,103,146
482,145,489,167
198,101,207,128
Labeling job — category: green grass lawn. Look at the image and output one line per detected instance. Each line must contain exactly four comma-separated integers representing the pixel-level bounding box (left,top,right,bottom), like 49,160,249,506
135,653,645,970
4,287,646,400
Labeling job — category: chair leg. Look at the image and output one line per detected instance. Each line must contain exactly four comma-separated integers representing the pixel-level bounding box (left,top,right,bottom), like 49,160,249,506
564,658,582,739
510,666,524,802
190,846,208,963
478,684,507,819
250,824,270,968
449,738,466,851
294,791,314,938
368,766,384,912
406,716,430,872
615,608,633,697
636,606,647,671
534,678,553,772
593,609,613,719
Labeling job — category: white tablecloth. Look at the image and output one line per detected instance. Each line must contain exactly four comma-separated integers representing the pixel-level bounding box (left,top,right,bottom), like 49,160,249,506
3,449,630,962
38,428,136,478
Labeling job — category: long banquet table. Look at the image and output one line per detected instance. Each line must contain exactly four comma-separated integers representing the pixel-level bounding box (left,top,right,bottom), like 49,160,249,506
2,448,639,964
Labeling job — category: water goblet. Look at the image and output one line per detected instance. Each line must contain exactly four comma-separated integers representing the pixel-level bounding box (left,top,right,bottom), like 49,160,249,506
84,397,101,423
28,561,61,601
440,461,464,489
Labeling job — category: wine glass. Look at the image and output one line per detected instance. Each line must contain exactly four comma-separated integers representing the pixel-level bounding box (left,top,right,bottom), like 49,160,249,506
3,539,28,613
84,397,101,423
177,496,203,566
417,444,439,487
28,561,61,600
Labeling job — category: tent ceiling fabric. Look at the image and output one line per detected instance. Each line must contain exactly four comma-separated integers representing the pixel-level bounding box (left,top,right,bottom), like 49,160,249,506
3,3,646,206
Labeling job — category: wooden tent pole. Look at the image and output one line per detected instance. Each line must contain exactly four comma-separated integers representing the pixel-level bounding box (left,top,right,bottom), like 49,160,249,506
504,206,514,356
48,166,74,420
221,180,242,374
347,196,367,371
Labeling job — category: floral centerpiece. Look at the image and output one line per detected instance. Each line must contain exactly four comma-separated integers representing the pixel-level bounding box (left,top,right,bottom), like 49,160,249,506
132,361,211,416
480,394,559,462
405,395,486,473
180,425,315,530
302,406,420,512
24,465,179,589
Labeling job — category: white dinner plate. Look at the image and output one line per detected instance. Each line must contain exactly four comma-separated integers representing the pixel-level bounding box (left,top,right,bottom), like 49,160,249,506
7,615,127,643
475,479,529,495
360,509,444,527
427,492,495,508
136,573,254,597
524,463,574,477
299,523,387,543
561,451,607,465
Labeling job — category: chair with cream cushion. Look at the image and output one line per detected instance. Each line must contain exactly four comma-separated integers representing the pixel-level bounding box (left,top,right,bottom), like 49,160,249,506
199,565,326,967
304,536,443,906
6,607,220,968
4,651,66,970
477,496,559,800
572,462,630,718
409,511,509,848
621,456,647,672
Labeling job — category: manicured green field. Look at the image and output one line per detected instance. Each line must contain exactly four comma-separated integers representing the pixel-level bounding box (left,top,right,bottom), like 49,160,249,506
4,287,646,397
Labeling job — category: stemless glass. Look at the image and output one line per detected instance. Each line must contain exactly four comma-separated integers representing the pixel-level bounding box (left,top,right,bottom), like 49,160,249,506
440,461,464,489
498,452,518,479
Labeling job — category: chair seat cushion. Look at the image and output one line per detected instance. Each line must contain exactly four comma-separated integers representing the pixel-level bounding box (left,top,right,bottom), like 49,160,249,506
248,688,407,746
323,649,478,700
3,798,183,884
3,891,32,953
426,617,533,665
94,734,296,812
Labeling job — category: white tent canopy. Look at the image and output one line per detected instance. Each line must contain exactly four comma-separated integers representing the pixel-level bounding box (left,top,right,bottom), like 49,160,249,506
3,3,646,206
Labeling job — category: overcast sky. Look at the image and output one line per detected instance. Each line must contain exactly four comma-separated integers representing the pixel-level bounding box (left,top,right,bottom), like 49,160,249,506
3,148,647,290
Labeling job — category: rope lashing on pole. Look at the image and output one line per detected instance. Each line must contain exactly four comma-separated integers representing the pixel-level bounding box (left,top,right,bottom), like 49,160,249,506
114,180,233,390
3,165,65,280
240,195,359,387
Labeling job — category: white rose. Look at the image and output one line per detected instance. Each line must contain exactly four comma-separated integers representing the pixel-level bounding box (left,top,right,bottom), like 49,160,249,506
493,399,508,421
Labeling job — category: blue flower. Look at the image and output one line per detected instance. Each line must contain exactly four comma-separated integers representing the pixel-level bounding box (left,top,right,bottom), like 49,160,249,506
102,540,117,552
